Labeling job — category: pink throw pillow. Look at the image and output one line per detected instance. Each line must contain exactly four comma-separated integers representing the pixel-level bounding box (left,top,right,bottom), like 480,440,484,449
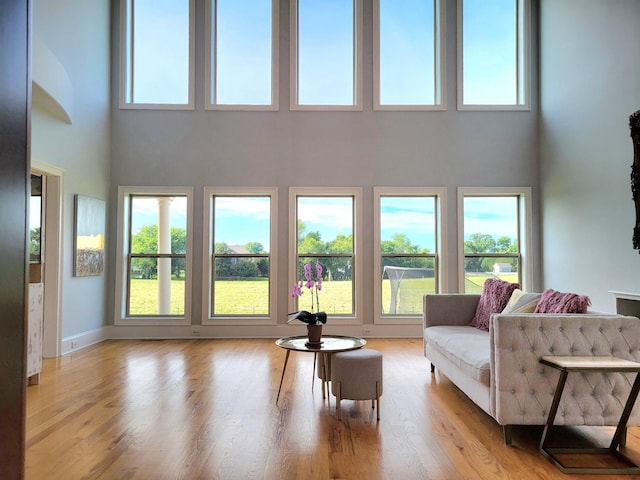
534,289,591,314
470,279,520,331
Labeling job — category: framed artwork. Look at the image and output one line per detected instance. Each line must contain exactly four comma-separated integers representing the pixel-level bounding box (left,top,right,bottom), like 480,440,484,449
74,194,106,277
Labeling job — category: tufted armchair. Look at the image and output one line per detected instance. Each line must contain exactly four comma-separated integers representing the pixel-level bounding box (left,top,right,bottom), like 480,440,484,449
423,294,640,445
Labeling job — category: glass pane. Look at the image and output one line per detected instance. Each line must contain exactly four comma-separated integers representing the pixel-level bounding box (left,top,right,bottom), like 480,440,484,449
214,196,271,253
213,257,269,315
382,257,435,314
297,0,355,105
30,174,42,263
297,196,353,254
132,0,190,104
462,0,517,105
296,256,353,315
130,196,188,254
463,196,518,254
464,256,519,293
380,196,436,253
379,0,435,105
129,257,185,315
213,0,273,105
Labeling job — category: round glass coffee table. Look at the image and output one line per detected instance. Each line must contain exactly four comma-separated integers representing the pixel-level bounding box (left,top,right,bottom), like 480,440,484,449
275,335,366,405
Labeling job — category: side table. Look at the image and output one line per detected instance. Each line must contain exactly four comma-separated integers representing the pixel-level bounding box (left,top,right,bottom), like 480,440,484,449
539,355,640,474
275,335,366,406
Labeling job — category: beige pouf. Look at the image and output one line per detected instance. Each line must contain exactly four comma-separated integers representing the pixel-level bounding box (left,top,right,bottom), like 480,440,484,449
330,349,383,421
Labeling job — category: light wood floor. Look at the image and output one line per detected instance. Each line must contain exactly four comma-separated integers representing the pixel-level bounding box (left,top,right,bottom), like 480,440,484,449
25,338,640,479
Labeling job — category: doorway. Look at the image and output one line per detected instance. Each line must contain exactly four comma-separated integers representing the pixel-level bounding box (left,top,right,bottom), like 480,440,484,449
31,161,63,358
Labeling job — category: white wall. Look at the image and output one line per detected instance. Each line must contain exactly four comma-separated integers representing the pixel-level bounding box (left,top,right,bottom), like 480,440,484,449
540,0,640,311
31,0,111,341
107,0,540,335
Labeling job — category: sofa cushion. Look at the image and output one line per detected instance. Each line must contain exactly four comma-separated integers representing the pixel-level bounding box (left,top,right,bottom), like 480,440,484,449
534,288,591,314
502,289,542,314
470,279,520,331
424,325,491,386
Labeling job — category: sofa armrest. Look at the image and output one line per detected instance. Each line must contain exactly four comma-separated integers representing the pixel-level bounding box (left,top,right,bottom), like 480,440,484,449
423,294,480,329
489,313,640,426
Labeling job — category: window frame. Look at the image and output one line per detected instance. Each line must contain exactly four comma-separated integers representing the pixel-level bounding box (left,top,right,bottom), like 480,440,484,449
289,0,363,111
203,187,278,325
114,186,194,325
373,187,447,324
289,187,362,324
457,186,532,293
205,0,280,111
119,0,196,110
456,0,530,111
373,0,446,111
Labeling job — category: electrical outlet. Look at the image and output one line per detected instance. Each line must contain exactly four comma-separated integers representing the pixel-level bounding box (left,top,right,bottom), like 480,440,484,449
191,328,201,337
362,328,371,336
71,340,78,349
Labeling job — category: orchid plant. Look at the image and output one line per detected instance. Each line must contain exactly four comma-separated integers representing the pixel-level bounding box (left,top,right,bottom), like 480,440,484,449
288,262,327,326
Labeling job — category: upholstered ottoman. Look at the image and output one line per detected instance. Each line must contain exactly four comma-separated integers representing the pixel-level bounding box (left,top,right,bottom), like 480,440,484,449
330,349,383,421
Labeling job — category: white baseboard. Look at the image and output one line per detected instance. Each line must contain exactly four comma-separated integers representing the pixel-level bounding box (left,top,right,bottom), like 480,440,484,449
60,324,421,354
62,327,108,355
106,323,422,340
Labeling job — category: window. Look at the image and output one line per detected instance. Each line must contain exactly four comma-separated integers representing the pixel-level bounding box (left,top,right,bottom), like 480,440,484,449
119,0,195,109
206,0,279,110
374,0,445,110
290,188,362,321
374,187,446,323
203,188,278,323
457,0,529,109
115,187,193,325
290,0,363,110
458,187,532,293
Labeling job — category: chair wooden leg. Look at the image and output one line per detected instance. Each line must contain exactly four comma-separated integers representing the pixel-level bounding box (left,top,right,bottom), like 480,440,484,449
376,381,381,421
430,363,435,373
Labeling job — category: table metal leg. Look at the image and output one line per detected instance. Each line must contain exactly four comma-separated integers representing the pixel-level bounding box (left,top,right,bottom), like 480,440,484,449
540,370,640,474
276,350,291,406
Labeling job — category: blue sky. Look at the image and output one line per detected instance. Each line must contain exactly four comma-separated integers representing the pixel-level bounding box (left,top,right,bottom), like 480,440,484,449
130,0,520,106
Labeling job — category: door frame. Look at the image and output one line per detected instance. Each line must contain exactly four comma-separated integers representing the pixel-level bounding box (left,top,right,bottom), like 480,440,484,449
31,160,63,358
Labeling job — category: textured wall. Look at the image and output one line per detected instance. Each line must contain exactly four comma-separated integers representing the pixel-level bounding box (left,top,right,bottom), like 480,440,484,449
32,0,111,338
539,0,640,311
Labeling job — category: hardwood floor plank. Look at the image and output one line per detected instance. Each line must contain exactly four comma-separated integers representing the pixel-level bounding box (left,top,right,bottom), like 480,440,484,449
24,338,640,479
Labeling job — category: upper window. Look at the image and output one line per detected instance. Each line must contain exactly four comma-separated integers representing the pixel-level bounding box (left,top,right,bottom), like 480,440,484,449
458,187,532,293
119,0,195,109
374,187,446,323
115,187,193,325
457,0,529,110
290,0,363,110
289,188,362,321
203,188,278,323
206,0,279,110
373,0,445,110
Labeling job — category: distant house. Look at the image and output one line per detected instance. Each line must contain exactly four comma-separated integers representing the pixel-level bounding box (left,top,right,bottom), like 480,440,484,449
493,263,512,274
228,245,249,255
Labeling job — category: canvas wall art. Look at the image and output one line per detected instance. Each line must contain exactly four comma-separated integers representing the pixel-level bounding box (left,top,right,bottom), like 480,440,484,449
74,194,106,277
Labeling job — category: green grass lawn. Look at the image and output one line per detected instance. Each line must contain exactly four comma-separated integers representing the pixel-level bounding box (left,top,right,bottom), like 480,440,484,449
129,273,519,316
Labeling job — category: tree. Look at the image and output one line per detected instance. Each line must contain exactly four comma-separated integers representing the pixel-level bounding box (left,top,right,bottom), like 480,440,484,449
245,241,264,254
171,227,186,278
298,231,324,254
214,242,234,277
132,225,159,278
131,225,188,279
234,259,260,278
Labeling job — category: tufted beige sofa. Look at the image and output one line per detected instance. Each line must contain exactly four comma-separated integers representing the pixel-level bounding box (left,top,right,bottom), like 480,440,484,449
423,293,640,445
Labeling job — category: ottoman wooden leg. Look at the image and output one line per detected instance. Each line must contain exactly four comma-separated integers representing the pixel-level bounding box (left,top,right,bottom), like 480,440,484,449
336,381,342,421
